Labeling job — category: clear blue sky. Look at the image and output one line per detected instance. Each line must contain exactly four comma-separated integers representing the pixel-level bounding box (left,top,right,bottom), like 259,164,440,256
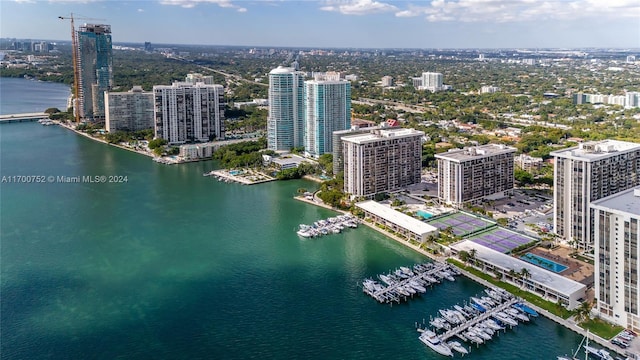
2,0,639,49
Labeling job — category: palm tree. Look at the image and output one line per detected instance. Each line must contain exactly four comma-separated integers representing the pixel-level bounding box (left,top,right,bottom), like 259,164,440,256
520,268,531,279
469,248,477,261
574,301,593,323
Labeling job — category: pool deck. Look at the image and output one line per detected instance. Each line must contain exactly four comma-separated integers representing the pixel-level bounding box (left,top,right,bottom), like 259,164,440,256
207,169,276,185
528,247,594,288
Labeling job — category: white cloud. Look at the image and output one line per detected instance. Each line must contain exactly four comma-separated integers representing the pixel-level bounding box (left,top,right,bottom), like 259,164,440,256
393,0,640,22
137,8,144,12
159,0,248,12
320,0,398,15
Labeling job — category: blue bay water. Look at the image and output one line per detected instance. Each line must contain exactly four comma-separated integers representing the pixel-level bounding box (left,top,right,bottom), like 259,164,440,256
0,79,582,359
0,77,70,115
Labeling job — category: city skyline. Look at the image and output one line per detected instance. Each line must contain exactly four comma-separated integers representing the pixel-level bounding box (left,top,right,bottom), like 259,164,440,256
2,0,639,49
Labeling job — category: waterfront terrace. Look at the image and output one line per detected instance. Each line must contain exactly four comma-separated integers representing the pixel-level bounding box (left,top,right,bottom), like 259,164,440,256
356,200,438,243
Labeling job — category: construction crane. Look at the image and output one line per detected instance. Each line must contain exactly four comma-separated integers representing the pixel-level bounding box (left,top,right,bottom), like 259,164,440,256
58,13,105,123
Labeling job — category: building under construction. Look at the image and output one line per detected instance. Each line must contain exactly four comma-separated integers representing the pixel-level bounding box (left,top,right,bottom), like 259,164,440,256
77,23,112,122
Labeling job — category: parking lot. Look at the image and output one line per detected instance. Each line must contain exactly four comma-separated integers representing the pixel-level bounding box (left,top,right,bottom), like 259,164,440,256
487,189,554,237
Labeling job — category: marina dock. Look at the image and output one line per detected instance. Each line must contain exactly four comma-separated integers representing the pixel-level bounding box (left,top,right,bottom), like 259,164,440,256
297,214,359,238
416,288,539,357
362,262,460,304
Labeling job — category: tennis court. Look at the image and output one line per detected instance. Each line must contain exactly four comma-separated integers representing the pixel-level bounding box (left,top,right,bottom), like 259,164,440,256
467,227,537,253
426,212,495,237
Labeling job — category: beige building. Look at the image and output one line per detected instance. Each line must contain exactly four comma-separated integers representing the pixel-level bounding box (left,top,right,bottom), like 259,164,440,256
515,154,544,172
105,86,154,133
436,144,516,207
591,187,640,332
551,140,640,251
342,128,423,198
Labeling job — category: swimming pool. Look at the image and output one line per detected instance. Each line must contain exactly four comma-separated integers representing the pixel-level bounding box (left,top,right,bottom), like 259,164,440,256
229,170,243,176
417,210,433,219
520,253,568,273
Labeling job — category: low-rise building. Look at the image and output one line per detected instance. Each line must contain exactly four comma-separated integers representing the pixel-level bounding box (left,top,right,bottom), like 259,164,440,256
450,240,586,310
356,200,438,242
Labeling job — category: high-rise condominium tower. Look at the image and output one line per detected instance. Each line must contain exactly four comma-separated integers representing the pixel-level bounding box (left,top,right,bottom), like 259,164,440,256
591,187,640,332
436,144,516,207
77,23,113,121
303,78,351,158
342,128,423,198
153,81,225,144
551,140,640,251
267,66,305,151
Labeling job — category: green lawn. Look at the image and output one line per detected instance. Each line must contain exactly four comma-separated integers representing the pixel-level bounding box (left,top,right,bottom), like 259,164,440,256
580,318,624,340
446,258,573,319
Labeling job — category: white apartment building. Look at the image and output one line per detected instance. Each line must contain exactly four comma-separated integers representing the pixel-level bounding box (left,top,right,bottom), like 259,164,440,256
436,144,516,207
342,128,423,198
267,66,305,151
421,72,443,92
303,79,351,158
185,73,214,85
551,140,640,252
105,86,154,133
514,154,544,172
591,187,640,332
153,81,225,145
481,86,501,94
381,76,393,87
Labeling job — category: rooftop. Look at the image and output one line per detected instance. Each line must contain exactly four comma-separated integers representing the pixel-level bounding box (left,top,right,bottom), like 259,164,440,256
550,139,640,161
356,200,438,236
341,128,424,145
434,144,516,162
451,240,586,296
590,186,640,216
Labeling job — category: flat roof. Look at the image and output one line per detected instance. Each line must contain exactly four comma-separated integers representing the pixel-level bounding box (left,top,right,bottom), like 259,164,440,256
591,186,640,216
356,200,438,236
451,240,586,296
435,144,516,162
550,140,640,161
342,128,423,145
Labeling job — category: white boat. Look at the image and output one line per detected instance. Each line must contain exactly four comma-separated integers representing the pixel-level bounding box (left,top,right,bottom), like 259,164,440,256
485,288,504,302
481,296,497,307
424,275,439,283
419,330,454,357
439,309,460,325
297,230,313,238
400,266,415,276
430,317,451,330
378,274,395,285
493,312,518,327
453,305,470,318
439,271,455,281
470,326,492,341
505,308,530,322
584,345,614,360
463,331,484,344
409,281,427,293
447,341,469,355
484,319,504,331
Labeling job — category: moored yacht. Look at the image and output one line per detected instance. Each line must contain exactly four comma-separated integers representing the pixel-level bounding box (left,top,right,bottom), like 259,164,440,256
419,330,454,357
447,340,469,355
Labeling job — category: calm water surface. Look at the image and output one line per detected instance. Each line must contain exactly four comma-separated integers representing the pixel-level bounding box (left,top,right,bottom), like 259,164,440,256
0,79,582,359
